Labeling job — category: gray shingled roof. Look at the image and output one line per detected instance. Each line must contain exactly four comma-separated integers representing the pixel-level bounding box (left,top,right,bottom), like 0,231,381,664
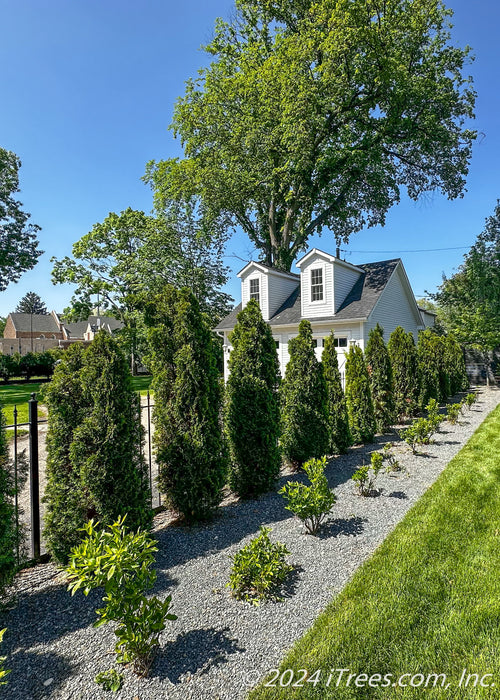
9,313,60,334
64,316,123,339
214,259,400,330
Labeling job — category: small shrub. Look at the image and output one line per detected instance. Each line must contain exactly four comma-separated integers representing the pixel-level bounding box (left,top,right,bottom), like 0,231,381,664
65,517,177,677
0,629,9,686
446,403,461,425
381,443,403,473
279,457,336,535
465,392,477,410
227,527,293,604
425,398,442,433
352,453,384,496
400,418,435,454
95,669,124,692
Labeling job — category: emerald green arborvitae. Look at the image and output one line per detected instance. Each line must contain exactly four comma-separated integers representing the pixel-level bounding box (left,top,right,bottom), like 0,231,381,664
433,334,451,402
147,286,227,520
387,326,419,420
345,345,377,444
364,324,395,432
0,400,21,595
280,320,329,467
418,329,441,409
70,332,152,532
444,335,469,395
43,344,89,563
322,332,351,454
225,299,281,497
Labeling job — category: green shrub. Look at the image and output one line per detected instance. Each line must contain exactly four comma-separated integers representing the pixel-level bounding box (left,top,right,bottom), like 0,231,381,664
400,417,435,453
444,335,469,395
280,320,329,467
0,398,28,596
425,398,442,433
465,392,477,409
364,324,395,432
95,669,124,692
146,286,227,520
322,333,351,454
446,402,461,425
227,527,293,604
417,329,441,409
345,345,377,444
0,629,9,686
381,442,402,473
66,517,177,677
43,344,89,563
387,326,419,420
352,453,383,496
279,456,336,535
225,299,281,497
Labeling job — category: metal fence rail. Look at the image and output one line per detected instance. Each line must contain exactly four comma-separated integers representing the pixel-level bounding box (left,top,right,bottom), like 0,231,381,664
4,391,158,568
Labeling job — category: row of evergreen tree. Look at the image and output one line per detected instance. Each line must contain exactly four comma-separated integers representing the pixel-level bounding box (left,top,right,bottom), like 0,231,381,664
1,287,468,574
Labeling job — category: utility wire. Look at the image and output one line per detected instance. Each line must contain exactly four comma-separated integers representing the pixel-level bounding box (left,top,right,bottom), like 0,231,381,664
340,245,469,254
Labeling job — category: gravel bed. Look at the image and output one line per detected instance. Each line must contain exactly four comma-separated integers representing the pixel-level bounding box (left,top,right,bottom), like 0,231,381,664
1,389,499,700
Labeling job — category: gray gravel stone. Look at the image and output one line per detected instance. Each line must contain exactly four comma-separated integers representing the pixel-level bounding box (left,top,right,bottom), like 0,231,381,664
1,389,498,700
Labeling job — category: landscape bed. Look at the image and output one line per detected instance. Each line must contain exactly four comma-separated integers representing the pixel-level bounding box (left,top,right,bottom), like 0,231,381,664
0,388,498,700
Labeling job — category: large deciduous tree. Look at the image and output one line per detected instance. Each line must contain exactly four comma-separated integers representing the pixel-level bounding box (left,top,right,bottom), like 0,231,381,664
146,0,476,271
52,204,232,371
225,299,281,497
15,291,48,315
434,200,500,384
0,148,42,290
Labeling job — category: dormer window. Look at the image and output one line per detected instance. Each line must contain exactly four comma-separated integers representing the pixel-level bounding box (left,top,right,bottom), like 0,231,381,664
311,268,323,301
249,278,260,305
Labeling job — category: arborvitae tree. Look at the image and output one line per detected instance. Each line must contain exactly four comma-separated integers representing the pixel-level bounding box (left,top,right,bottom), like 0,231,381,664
70,332,152,531
432,333,451,402
388,326,419,420
444,335,469,395
146,286,227,520
417,329,441,409
280,320,329,467
43,344,89,563
0,396,27,592
345,345,377,444
322,332,351,454
225,299,281,497
364,324,395,432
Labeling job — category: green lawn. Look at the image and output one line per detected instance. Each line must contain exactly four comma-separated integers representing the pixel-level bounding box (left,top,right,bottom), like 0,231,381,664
249,404,500,699
131,374,153,395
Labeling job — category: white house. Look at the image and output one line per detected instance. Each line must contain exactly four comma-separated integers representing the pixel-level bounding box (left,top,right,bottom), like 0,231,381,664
215,248,431,384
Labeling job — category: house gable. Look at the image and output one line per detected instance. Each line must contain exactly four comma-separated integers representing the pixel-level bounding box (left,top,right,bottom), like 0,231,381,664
238,261,299,321
366,262,423,341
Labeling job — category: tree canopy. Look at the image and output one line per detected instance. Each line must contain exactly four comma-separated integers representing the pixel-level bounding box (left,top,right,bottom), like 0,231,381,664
434,200,500,356
146,0,476,271
0,148,42,290
15,291,48,315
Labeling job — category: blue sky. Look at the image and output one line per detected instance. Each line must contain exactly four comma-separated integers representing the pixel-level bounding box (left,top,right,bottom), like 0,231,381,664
1,0,499,316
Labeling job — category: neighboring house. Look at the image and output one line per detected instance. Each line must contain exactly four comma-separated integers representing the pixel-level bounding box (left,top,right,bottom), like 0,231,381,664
215,248,430,384
1,311,123,355
418,306,438,328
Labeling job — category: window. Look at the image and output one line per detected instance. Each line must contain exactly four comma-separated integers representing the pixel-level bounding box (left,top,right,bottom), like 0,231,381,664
275,340,280,349
333,337,348,348
312,338,323,349
311,268,323,301
249,278,260,305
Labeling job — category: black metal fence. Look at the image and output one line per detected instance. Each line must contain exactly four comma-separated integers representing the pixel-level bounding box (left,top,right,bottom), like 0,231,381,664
4,391,158,568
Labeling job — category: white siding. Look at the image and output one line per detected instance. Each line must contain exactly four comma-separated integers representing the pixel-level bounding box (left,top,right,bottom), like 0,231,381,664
241,269,269,319
268,275,299,317
365,266,421,343
334,263,362,311
300,254,334,318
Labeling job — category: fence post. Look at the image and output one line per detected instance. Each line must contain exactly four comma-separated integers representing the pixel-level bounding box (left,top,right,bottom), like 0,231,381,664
29,393,40,560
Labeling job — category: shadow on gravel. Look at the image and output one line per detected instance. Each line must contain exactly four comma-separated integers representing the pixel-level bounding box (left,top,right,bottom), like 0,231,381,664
154,627,245,683
319,516,367,539
387,491,408,500
0,647,76,700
